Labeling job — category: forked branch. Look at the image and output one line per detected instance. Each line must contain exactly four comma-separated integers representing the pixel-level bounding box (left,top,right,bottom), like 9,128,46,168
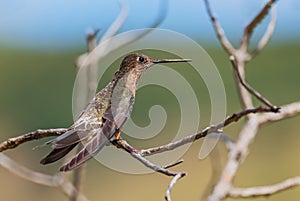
241,0,277,50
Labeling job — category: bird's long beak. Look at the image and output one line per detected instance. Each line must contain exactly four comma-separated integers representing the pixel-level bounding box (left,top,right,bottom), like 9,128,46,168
153,58,192,64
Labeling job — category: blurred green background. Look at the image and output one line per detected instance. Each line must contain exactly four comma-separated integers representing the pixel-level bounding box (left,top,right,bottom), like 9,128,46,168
0,42,300,201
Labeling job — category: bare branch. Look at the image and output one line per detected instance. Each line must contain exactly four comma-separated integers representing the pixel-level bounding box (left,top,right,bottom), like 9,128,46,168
230,56,280,112
0,107,278,201
0,153,60,186
240,0,277,50
229,177,300,198
140,106,275,157
251,7,277,58
99,0,129,43
232,59,253,109
203,0,235,55
0,107,274,162
165,173,186,201
0,153,88,201
110,106,278,201
112,139,183,176
0,128,68,152
258,101,300,125
222,106,274,126
132,152,182,176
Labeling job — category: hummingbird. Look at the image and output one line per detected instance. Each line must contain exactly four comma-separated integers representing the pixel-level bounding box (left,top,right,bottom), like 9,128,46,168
40,53,191,171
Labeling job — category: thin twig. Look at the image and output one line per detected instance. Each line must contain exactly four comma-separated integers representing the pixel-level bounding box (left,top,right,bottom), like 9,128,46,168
165,173,186,201
229,177,300,198
0,128,68,152
112,139,183,176
203,0,235,55
230,56,280,112
232,59,253,109
132,152,182,176
250,7,277,58
163,159,184,169
240,0,277,50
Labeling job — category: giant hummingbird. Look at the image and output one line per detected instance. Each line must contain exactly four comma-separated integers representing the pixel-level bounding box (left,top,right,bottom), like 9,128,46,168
40,53,191,171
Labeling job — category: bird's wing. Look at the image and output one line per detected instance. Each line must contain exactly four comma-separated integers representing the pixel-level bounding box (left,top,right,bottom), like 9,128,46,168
40,119,100,165
51,117,100,149
59,95,135,171
40,98,104,165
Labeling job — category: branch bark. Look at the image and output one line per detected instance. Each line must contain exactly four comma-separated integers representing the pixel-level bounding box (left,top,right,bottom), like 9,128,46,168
0,128,68,152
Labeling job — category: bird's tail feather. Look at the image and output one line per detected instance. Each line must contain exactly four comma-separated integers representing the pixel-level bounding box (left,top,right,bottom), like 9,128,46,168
40,143,78,165
59,130,111,171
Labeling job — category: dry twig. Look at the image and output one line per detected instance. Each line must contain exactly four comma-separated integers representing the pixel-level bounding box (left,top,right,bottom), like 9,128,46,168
165,172,186,201
0,153,88,201
230,56,280,112
240,0,277,51
203,0,235,55
0,128,68,152
250,7,277,58
229,177,300,198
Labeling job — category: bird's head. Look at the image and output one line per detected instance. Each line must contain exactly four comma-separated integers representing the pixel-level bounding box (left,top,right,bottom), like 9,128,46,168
114,53,191,80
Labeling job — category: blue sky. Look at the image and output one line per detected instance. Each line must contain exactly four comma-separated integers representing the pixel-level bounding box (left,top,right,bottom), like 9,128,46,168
0,0,299,50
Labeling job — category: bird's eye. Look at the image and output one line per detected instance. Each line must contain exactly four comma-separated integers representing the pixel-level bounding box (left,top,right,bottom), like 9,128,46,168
138,56,145,63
